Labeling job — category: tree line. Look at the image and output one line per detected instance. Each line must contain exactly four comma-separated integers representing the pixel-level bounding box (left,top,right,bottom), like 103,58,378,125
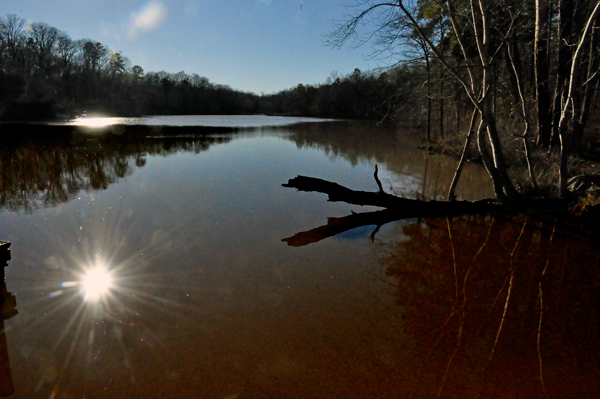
4,3,600,202
256,66,423,121
0,14,258,119
0,13,425,122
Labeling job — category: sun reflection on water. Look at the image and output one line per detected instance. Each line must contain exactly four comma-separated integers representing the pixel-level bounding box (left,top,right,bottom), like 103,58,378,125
70,117,123,127
80,266,114,302
9,197,188,397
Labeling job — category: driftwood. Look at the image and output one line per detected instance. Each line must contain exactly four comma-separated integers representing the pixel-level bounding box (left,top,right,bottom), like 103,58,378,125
281,165,600,247
281,170,600,247
281,174,498,247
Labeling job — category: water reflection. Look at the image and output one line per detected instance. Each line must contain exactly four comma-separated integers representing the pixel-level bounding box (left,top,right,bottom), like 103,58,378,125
56,115,335,128
79,264,114,303
285,121,495,200
0,134,231,212
0,120,509,397
369,213,600,397
4,231,182,398
68,117,129,128
282,208,402,247
279,165,600,396
0,121,494,215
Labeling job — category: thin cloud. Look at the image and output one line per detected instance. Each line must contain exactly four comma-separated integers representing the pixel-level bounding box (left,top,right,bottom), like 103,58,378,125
129,1,167,38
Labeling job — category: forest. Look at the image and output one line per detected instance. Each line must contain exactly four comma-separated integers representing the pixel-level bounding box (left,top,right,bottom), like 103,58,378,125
325,0,600,202
2,0,600,202
0,13,413,122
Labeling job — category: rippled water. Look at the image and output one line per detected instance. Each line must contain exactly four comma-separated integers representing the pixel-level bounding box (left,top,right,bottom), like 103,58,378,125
0,117,597,398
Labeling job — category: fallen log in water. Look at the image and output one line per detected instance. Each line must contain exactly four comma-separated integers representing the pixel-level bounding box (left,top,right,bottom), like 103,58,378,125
281,170,600,247
281,174,499,246
281,175,498,213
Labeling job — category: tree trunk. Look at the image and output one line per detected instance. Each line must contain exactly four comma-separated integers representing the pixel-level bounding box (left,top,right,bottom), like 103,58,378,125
439,20,445,141
573,16,600,151
448,107,478,200
439,63,445,140
470,0,519,199
477,119,506,200
506,33,539,191
425,50,432,143
557,0,600,196
535,0,552,146
551,0,575,147
455,88,461,135
281,173,574,247
484,108,519,198
282,175,496,212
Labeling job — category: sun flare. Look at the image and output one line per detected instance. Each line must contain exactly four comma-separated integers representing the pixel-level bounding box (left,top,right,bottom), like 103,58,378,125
80,266,114,302
71,117,117,128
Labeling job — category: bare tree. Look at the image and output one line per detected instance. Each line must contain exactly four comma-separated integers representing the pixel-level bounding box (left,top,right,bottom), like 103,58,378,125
327,0,600,202
56,32,76,76
535,0,551,146
328,1,519,200
29,22,59,76
557,0,600,195
0,14,26,70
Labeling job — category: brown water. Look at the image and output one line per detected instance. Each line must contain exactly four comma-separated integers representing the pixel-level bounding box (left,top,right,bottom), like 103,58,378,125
0,118,597,398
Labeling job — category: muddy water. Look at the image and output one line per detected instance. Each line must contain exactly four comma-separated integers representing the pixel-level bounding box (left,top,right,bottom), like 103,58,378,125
0,118,596,398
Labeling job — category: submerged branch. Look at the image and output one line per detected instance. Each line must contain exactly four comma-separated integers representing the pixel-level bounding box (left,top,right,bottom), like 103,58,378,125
281,174,497,247
281,169,595,247
282,175,496,212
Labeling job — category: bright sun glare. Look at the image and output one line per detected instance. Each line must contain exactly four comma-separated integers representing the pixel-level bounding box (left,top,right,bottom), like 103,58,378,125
80,267,114,302
72,117,116,127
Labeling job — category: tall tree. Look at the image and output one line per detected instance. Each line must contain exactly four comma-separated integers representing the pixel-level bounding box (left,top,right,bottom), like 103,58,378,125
0,14,26,71
29,22,59,76
535,0,551,146
327,0,600,201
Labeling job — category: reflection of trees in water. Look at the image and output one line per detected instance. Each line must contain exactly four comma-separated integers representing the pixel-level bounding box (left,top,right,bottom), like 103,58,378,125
288,121,402,167
0,135,231,212
375,214,600,397
286,122,494,200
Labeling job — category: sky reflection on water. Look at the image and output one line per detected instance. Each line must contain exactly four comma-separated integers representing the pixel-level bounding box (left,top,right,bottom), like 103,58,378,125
0,121,596,397
56,115,335,128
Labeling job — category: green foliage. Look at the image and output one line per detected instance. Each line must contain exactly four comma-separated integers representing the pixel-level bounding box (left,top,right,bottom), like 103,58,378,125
418,0,442,21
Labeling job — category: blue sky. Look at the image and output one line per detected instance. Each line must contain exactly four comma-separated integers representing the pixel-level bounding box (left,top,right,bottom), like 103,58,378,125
2,0,378,94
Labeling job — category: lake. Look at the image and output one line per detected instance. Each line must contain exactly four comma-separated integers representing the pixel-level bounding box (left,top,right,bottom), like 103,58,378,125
0,116,598,398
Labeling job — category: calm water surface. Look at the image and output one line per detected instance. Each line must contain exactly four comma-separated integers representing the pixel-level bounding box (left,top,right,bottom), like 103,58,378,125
0,117,598,398
52,115,335,127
